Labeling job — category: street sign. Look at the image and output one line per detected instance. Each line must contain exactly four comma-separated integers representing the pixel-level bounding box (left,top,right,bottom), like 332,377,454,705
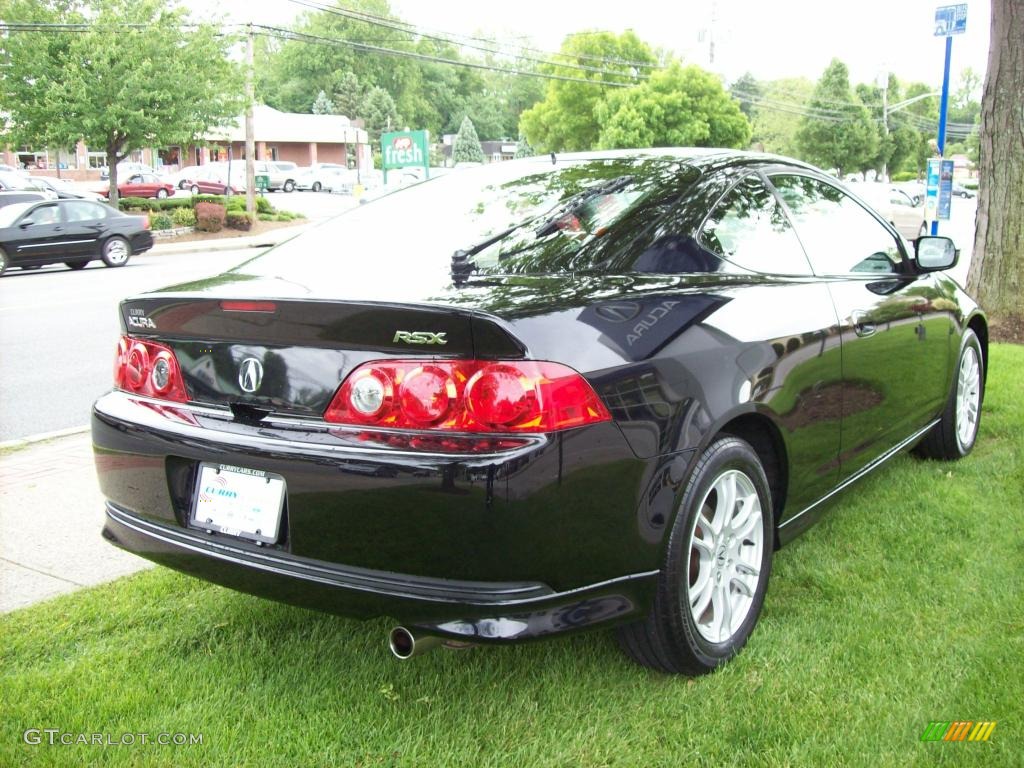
936,159,955,220
926,158,941,219
934,4,967,36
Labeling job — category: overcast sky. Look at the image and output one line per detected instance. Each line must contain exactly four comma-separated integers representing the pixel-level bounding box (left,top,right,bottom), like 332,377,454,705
204,0,991,89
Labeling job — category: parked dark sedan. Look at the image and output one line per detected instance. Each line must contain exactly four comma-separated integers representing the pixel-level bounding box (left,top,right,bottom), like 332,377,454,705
92,150,986,674
0,198,153,274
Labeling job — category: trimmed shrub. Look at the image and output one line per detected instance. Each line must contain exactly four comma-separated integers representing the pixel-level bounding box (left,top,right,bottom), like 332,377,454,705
195,202,226,232
225,195,245,212
890,171,919,182
118,196,153,212
256,196,273,214
257,212,275,222
225,211,253,231
171,207,196,227
193,194,229,207
156,197,192,211
150,213,173,231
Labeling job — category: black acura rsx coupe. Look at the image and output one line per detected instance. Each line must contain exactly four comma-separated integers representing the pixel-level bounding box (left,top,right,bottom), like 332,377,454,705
92,149,987,674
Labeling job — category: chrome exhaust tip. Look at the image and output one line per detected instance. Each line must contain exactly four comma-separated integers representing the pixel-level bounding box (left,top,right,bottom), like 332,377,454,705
388,626,442,659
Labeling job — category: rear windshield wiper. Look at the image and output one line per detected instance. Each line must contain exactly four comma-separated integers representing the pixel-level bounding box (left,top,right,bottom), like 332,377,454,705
451,174,635,284
533,174,634,238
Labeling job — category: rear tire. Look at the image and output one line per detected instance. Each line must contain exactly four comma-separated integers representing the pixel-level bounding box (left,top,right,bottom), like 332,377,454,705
312,181,322,192
915,329,984,460
283,180,295,193
0,247,8,276
101,236,131,267
617,436,774,674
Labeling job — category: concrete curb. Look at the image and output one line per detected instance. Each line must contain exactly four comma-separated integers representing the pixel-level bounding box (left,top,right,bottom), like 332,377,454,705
0,425,90,451
148,224,311,256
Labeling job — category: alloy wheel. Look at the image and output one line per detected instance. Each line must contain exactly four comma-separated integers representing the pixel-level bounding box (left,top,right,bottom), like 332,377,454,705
686,469,764,644
104,238,129,266
956,346,981,450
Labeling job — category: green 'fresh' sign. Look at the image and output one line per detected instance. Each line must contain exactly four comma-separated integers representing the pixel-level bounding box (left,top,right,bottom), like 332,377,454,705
381,130,429,181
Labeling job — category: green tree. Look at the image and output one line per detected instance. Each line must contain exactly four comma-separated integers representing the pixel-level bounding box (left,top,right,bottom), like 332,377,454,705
796,59,877,176
332,72,365,120
596,62,750,149
514,134,535,158
447,92,507,141
750,77,814,156
312,90,335,115
730,72,762,121
0,0,243,204
902,82,940,174
519,31,656,152
360,86,402,144
453,116,484,164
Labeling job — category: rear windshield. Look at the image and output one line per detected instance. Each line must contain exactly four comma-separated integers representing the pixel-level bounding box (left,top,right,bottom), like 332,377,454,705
244,156,700,279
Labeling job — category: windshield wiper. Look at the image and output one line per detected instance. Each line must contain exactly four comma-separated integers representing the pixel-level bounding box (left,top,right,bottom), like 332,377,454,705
532,175,634,238
450,174,635,285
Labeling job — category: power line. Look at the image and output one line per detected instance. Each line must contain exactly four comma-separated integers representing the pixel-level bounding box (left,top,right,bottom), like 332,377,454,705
252,25,639,88
287,0,661,71
286,0,655,81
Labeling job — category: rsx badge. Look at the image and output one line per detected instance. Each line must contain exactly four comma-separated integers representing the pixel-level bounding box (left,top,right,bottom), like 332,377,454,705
393,331,447,345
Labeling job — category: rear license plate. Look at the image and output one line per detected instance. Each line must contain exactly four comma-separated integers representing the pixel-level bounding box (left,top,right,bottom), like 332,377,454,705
190,463,286,544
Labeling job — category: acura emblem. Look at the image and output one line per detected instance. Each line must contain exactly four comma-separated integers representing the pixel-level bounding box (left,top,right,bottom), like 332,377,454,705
595,302,642,323
239,357,264,393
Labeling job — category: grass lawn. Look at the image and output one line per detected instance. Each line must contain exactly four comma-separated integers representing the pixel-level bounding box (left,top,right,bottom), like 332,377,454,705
2,345,1021,768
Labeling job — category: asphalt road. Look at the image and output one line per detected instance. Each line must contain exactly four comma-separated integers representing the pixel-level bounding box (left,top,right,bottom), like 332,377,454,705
0,247,259,441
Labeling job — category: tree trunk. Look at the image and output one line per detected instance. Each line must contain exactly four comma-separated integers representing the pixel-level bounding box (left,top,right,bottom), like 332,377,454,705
107,139,123,208
967,0,1024,333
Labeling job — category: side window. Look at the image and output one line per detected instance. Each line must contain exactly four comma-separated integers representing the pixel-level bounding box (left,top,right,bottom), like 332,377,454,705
770,174,903,275
699,175,812,276
64,202,107,222
28,204,60,226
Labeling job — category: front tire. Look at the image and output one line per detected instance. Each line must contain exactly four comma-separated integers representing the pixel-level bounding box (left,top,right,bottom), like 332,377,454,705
190,184,200,195
156,188,168,199
65,261,88,270
101,236,131,268
618,436,774,674
0,246,8,276
312,181,322,192
916,329,984,460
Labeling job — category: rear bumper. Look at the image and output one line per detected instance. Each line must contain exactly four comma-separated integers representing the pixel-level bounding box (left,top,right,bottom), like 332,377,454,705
103,502,656,642
92,390,670,642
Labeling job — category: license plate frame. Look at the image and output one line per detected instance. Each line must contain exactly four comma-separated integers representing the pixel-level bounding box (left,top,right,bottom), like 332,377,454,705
189,462,286,545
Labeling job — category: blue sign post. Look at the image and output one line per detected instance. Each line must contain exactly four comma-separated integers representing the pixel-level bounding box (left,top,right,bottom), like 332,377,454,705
930,4,967,235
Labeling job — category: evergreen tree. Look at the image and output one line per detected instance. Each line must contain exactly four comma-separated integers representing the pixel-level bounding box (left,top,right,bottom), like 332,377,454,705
513,134,535,159
730,72,762,121
312,89,334,115
453,116,485,163
332,72,365,120
796,59,877,176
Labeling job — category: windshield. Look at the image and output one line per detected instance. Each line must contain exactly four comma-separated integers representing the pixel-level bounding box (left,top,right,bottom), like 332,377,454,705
245,154,698,281
0,202,33,227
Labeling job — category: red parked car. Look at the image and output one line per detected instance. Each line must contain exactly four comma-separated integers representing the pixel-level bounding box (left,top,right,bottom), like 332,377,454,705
101,173,175,199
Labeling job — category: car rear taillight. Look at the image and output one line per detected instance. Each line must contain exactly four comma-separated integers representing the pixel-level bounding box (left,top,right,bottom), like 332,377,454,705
139,216,150,230
324,360,610,433
113,335,188,403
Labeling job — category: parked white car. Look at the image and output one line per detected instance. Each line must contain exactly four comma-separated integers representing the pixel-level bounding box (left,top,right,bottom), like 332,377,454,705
295,163,349,192
857,183,928,240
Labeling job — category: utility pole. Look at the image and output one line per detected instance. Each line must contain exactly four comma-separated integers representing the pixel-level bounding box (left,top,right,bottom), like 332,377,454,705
880,73,889,181
245,23,256,218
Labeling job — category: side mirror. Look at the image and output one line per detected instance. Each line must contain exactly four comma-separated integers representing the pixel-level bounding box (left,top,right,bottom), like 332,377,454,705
19,218,34,228
915,236,958,271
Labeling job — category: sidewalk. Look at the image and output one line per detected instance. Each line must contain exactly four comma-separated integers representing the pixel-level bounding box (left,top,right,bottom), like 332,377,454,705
0,432,150,613
148,221,315,256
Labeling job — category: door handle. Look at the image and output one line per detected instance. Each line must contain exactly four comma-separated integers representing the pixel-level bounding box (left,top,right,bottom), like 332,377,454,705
851,311,876,338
